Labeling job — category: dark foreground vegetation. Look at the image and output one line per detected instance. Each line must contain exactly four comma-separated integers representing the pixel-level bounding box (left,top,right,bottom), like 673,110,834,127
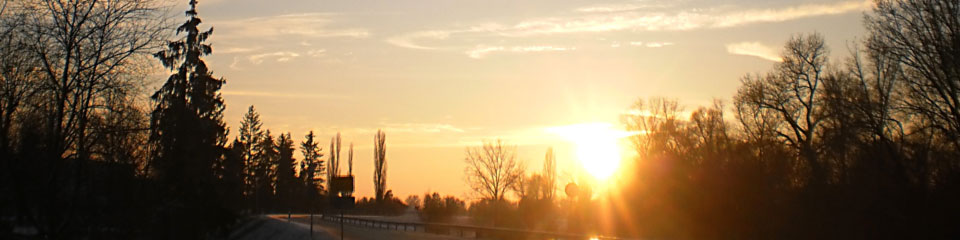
602,0,960,238
1,0,959,239
439,1,960,239
0,0,408,238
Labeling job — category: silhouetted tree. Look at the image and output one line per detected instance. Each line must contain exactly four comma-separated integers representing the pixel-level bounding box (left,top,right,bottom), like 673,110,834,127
542,147,557,200
327,132,341,192
374,129,387,202
237,105,264,204
734,33,830,185
348,142,354,175
276,133,297,212
300,130,325,206
149,0,231,237
868,0,960,150
405,195,421,209
420,192,465,223
254,130,278,212
464,139,524,201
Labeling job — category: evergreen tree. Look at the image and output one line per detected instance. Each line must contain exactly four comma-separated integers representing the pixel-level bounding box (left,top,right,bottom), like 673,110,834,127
254,130,278,212
221,139,246,212
149,0,230,236
237,105,264,201
300,131,325,201
276,133,297,211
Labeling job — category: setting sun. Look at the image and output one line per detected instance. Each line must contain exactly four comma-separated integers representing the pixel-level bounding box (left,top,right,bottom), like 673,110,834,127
548,123,634,180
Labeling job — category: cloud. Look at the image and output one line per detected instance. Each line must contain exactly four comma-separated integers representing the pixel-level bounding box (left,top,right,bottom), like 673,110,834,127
306,49,327,57
714,0,869,28
214,13,369,41
218,47,260,54
644,42,674,48
248,51,300,64
504,0,869,35
465,45,575,59
465,46,505,59
385,31,450,50
221,90,348,99
726,42,782,62
576,4,652,13
229,57,242,70
387,0,869,49
382,123,465,133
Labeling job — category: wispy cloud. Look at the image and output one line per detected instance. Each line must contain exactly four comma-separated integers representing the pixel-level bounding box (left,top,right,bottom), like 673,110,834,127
503,0,868,35
382,123,466,133
218,47,261,54
214,13,369,41
229,57,242,70
713,0,869,28
221,90,348,99
644,42,674,48
610,41,674,48
465,45,575,59
575,3,669,13
385,31,450,50
387,0,869,50
726,42,782,62
306,49,327,57
248,51,300,64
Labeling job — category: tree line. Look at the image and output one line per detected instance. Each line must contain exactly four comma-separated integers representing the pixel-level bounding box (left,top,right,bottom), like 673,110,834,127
453,0,960,239
611,1,960,238
0,0,400,238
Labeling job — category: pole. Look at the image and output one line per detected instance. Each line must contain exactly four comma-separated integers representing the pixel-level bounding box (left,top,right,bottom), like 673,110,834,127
309,211,314,238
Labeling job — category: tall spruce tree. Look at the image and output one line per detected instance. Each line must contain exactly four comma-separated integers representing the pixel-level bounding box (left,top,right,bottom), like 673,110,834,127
237,105,264,205
149,0,230,236
300,131,325,205
276,133,297,211
254,130,278,212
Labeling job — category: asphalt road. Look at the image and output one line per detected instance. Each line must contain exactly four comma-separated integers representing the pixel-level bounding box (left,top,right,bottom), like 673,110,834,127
264,214,471,240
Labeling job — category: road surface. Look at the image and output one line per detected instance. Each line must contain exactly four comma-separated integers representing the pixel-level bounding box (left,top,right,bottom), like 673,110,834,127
229,214,471,240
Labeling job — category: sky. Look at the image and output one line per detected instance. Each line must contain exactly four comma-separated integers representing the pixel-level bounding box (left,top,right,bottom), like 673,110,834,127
164,0,871,200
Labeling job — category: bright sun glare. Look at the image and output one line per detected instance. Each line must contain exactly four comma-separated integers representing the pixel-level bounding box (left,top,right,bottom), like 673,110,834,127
548,122,633,180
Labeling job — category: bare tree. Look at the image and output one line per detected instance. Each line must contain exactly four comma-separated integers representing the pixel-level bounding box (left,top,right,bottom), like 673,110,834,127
327,132,340,192
867,0,960,149
734,33,830,185
373,129,386,202
0,8,40,154
1,1,165,237
18,0,166,161
464,139,525,201
622,97,686,157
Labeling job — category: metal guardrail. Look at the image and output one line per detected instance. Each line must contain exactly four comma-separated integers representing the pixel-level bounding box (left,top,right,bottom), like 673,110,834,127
318,214,625,240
